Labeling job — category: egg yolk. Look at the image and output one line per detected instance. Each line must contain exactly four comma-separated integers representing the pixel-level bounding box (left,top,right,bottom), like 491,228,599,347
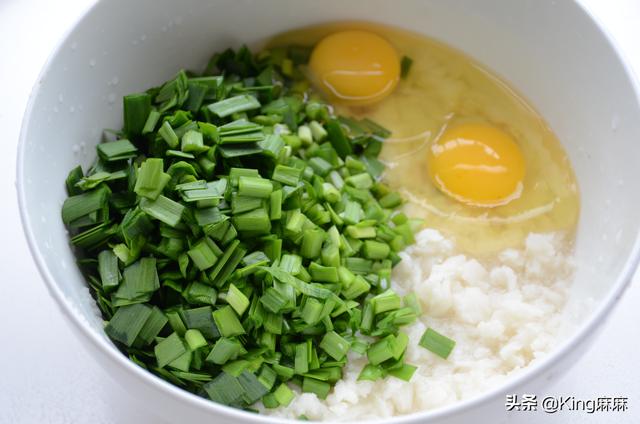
309,30,400,105
427,124,526,207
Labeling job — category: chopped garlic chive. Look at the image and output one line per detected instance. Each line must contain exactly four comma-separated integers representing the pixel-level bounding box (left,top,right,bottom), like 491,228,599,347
181,130,207,153
419,328,456,359
139,195,184,227
206,337,244,365
273,383,295,406
302,377,331,399
208,94,261,118
61,44,419,410
238,176,273,199
400,55,414,79
158,121,179,148
97,249,120,292
184,329,207,350
319,331,350,361
134,158,170,200
358,363,385,381
388,363,417,381
123,93,151,136
367,334,397,365
272,164,302,186
104,303,152,347
212,306,245,337
155,332,187,368
226,283,250,316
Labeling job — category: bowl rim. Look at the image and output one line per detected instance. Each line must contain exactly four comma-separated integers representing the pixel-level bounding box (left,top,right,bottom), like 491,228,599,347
15,0,640,422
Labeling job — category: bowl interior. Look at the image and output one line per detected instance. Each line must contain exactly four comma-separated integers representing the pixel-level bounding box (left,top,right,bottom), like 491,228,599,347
18,0,640,420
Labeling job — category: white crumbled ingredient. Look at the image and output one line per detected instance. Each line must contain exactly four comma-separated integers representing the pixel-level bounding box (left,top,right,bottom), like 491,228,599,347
263,229,579,420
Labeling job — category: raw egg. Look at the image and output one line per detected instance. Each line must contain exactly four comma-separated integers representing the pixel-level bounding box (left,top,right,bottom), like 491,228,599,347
309,30,400,106
427,123,526,207
270,23,580,255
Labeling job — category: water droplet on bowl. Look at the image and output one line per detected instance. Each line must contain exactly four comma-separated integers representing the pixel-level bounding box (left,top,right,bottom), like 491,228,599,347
161,26,168,32
69,106,75,113
58,94,64,103
140,34,147,41
40,216,47,223
107,93,116,104
53,106,59,113
111,76,119,85
71,41,78,50
89,59,96,67
611,115,620,132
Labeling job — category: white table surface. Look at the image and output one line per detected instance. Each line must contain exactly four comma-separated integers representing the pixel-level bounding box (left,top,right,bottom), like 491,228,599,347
0,1,638,423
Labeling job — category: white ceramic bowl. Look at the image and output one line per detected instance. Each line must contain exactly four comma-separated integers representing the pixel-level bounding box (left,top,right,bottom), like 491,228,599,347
17,0,640,423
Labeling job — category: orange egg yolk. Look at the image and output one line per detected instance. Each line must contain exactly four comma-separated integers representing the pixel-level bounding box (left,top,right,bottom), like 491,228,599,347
309,30,400,106
427,123,526,207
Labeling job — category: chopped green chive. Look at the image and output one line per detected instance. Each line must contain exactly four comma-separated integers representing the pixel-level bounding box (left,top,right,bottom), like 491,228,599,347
400,55,414,79
309,262,339,283
372,289,402,314
302,377,330,399
358,363,385,381
206,337,244,365
208,94,261,118
238,176,273,199
367,334,396,365
134,158,170,200
212,306,245,337
273,383,295,406
135,306,168,347
203,372,245,405
124,93,151,136
326,119,352,158
226,283,250,316
159,121,179,148
319,331,350,361
61,185,110,227
181,130,207,153
140,195,185,227
187,237,220,271
97,249,120,292
419,328,456,359
362,240,390,260
184,329,208,350
233,207,271,234
155,332,187,368
62,44,417,411
104,303,152,347
389,364,417,381
300,229,325,259
295,342,310,375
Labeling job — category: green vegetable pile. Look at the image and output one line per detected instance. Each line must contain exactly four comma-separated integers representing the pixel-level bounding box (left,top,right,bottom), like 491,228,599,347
61,44,453,411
